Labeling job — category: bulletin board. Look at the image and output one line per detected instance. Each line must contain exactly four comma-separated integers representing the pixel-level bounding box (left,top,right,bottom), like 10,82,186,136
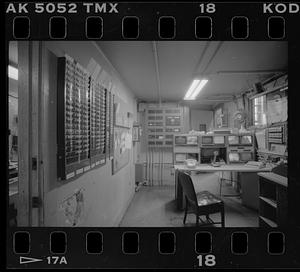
112,126,131,175
114,94,132,128
214,106,228,128
267,91,287,125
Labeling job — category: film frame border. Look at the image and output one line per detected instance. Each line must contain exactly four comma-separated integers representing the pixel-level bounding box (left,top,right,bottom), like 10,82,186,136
4,1,300,269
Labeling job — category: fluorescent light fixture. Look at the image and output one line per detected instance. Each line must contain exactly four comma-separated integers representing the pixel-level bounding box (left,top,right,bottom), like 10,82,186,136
184,79,200,100
184,79,208,100
8,65,18,80
190,79,208,99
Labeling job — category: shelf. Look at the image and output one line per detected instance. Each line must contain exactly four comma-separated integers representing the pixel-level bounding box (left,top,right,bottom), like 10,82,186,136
249,84,288,100
257,149,287,157
174,144,198,147
259,216,278,227
258,172,288,187
259,196,277,208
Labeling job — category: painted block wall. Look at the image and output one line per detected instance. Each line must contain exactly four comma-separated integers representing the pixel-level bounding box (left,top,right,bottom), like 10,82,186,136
43,41,138,226
190,109,214,132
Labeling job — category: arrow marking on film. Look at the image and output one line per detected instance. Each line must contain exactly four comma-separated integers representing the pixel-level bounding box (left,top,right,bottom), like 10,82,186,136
20,256,43,264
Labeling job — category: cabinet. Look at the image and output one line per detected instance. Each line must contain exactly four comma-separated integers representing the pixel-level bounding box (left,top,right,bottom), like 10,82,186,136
258,172,288,227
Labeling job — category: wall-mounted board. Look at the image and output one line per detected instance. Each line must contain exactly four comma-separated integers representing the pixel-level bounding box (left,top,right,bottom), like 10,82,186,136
114,93,131,128
112,126,131,175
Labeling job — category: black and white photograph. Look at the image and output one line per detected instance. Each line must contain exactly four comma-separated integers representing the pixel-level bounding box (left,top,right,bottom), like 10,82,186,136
8,41,288,228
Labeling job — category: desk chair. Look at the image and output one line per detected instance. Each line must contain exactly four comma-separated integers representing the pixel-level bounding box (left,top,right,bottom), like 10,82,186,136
178,171,225,227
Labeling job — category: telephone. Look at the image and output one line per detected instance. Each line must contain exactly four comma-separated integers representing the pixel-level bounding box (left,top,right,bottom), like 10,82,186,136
185,159,197,168
211,150,221,167
244,161,265,169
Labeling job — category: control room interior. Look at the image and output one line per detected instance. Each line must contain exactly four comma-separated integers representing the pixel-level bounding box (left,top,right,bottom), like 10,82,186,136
8,41,288,227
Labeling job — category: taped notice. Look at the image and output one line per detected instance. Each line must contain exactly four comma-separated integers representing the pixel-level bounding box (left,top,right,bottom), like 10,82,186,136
76,168,84,175
84,165,91,172
125,133,132,149
60,189,85,226
66,172,75,180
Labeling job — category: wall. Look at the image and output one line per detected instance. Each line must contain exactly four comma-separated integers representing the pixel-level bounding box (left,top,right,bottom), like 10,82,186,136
213,101,240,130
43,41,138,227
190,109,213,131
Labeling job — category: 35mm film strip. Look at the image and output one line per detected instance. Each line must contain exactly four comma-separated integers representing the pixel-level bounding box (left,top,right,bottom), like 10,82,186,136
4,1,300,269
4,2,299,40
5,228,300,268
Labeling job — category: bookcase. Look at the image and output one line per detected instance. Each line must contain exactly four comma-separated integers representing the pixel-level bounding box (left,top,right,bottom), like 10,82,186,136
258,172,287,227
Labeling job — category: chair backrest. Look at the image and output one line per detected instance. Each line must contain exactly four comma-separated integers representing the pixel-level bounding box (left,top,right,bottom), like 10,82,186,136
178,171,197,205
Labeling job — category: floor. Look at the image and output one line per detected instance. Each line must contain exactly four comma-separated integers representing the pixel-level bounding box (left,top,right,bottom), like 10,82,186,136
119,172,258,227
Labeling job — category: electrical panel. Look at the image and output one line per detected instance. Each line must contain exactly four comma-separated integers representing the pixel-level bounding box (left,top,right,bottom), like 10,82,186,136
146,106,184,148
267,123,286,145
106,90,114,157
57,55,114,181
89,77,106,166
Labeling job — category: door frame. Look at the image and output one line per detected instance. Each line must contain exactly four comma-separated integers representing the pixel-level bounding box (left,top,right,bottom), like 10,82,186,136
17,41,44,226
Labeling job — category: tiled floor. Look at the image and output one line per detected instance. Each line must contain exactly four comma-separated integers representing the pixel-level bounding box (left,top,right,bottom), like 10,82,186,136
119,173,258,227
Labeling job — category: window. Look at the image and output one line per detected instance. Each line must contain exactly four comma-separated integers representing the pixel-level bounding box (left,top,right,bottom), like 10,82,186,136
253,95,267,126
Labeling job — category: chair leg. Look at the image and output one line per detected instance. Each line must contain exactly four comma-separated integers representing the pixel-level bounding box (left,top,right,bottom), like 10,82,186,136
221,206,225,227
183,199,188,224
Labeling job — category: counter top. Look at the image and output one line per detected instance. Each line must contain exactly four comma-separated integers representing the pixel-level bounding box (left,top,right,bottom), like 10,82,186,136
174,163,273,173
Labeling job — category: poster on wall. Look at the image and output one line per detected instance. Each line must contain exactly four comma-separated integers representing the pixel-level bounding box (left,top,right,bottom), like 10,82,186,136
114,94,131,128
215,107,227,128
112,126,131,175
267,95,287,124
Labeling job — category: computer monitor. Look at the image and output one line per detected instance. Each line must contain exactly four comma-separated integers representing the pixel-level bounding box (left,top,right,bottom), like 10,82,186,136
214,136,225,144
228,152,240,162
175,136,187,145
202,136,213,145
228,135,239,145
240,135,252,145
186,135,198,145
240,152,252,161
175,153,186,162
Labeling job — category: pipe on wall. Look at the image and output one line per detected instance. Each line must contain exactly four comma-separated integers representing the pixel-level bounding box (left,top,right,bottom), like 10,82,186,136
152,41,162,105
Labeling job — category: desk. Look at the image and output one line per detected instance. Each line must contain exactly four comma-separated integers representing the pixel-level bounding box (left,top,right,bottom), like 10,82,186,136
174,164,273,210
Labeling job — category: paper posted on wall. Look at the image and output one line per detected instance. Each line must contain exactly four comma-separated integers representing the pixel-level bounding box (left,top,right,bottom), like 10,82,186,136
267,96,287,124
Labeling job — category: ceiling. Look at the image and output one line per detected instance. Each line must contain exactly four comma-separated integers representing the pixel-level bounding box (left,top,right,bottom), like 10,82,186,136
98,41,287,109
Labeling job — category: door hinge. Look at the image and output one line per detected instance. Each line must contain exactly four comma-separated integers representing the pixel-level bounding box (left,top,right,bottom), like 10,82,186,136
32,197,42,208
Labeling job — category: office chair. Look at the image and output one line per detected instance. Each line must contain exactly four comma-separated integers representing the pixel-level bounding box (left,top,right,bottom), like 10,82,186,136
178,171,225,227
